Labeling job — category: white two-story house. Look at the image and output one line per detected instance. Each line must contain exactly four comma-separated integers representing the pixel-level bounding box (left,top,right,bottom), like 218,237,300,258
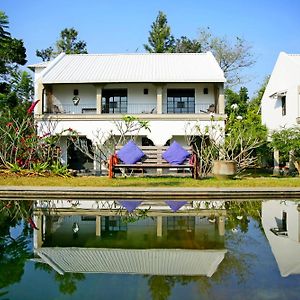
262,52,300,131
261,52,300,173
29,52,226,173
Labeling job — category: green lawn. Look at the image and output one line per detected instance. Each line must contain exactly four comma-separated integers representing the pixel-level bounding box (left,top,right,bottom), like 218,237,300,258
1,173,300,188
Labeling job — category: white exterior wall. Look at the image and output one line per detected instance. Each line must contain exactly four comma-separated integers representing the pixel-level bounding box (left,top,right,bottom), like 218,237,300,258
262,52,300,131
262,200,300,242
52,84,97,109
37,119,225,147
262,200,300,277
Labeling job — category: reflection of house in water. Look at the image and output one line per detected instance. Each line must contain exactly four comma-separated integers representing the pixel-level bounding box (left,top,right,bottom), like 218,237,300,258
262,200,300,277
33,200,227,277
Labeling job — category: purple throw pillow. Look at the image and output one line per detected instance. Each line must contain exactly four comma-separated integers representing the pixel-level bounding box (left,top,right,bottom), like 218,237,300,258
117,140,145,164
162,141,190,165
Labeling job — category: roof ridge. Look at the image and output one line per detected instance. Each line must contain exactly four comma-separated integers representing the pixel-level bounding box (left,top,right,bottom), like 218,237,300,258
65,52,209,56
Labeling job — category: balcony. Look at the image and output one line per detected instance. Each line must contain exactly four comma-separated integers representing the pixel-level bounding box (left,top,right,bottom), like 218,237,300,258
45,103,216,115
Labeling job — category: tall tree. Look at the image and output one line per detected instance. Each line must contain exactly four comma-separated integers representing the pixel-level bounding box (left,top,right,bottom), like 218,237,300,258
0,11,10,41
225,87,249,117
0,11,26,78
0,11,28,115
36,27,88,61
198,27,255,86
144,11,175,53
174,36,201,53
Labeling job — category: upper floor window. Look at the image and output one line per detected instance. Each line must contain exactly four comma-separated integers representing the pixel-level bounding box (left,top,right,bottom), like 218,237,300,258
167,89,195,114
281,96,286,116
102,89,127,114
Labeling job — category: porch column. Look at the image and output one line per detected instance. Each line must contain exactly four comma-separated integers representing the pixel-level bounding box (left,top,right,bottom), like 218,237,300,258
96,216,101,236
289,150,296,174
96,85,103,114
94,147,101,176
33,214,43,249
156,85,163,114
45,85,53,113
60,137,68,166
217,83,225,114
218,216,225,236
37,79,44,115
273,149,280,175
157,216,163,237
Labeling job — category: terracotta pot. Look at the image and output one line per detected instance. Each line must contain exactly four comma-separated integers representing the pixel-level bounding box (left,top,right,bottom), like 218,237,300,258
212,160,237,178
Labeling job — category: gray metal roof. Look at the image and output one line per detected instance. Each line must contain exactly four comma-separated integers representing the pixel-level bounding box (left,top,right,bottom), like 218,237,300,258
37,52,225,84
37,247,227,277
28,61,50,70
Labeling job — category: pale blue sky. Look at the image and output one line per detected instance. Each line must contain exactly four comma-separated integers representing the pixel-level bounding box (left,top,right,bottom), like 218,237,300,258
2,0,300,97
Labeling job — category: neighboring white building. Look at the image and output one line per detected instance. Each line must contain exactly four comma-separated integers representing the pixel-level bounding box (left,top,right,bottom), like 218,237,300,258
262,52,300,131
261,52,300,173
262,200,300,277
29,52,226,172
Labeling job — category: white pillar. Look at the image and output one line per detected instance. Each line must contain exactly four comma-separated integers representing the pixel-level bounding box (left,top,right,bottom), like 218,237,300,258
218,83,225,114
218,216,225,236
37,79,44,115
273,149,280,175
94,147,101,176
96,85,103,114
96,216,101,236
60,137,68,166
156,85,163,114
33,215,43,250
289,150,296,173
157,216,163,237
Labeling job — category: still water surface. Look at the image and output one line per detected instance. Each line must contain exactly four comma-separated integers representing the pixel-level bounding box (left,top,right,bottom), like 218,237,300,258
1,199,300,300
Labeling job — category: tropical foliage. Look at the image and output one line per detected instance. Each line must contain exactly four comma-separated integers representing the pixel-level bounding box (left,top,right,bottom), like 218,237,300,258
0,10,30,120
0,103,75,176
271,127,300,175
36,27,88,61
186,86,267,178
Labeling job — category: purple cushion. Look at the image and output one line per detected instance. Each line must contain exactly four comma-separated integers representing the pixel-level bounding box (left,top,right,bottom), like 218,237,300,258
117,140,145,164
162,141,190,165
165,201,188,212
119,200,142,212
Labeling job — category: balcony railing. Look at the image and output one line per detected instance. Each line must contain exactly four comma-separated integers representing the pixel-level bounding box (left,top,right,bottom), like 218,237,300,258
45,103,215,115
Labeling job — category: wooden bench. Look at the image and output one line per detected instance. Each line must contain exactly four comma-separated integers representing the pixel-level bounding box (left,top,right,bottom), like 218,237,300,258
109,145,197,178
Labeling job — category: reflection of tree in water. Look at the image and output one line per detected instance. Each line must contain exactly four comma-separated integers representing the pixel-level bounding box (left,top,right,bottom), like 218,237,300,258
225,201,262,233
147,201,263,300
35,263,85,295
147,276,173,300
147,251,256,300
0,210,31,298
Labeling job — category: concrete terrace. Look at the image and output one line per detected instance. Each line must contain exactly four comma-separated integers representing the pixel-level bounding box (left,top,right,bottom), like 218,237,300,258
1,186,300,201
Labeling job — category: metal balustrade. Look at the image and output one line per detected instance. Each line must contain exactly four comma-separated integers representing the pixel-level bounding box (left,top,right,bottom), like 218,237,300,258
45,103,215,115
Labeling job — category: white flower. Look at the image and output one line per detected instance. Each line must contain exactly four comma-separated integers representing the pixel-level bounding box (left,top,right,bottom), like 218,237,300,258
210,112,215,118
236,115,243,120
236,215,243,220
231,103,238,110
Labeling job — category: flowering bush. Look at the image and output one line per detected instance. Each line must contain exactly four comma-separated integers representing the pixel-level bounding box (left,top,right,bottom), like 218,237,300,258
0,101,75,176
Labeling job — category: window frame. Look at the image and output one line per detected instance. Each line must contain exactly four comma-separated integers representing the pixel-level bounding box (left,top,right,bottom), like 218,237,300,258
166,89,195,114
